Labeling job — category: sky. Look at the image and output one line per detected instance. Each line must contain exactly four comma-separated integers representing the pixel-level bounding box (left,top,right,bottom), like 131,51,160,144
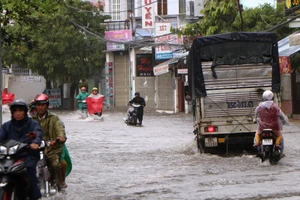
240,0,277,9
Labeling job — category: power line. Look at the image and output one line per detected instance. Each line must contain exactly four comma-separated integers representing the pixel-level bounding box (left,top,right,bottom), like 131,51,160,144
266,12,300,32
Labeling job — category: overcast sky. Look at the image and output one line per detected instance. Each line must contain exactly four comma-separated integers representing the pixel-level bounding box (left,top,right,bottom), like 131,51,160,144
240,0,277,9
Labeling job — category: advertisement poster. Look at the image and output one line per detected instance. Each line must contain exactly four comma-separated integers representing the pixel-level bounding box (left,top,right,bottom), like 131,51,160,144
155,23,173,60
105,30,132,51
45,88,62,107
105,62,114,107
279,56,293,74
136,54,154,77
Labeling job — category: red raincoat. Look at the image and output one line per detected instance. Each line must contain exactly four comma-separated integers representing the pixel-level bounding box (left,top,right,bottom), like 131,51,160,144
2,88,14,105
86,95,105,114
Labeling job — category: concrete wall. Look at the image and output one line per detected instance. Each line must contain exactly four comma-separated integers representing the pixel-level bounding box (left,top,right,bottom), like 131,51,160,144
281,74,292,117
7,75,46,103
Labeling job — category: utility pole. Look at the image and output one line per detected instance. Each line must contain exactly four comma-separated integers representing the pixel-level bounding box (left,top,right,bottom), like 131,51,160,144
0,22,2,125
237,0,244,31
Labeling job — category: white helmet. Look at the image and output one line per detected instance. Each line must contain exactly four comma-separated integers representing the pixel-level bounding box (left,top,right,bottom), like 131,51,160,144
262,90,274,101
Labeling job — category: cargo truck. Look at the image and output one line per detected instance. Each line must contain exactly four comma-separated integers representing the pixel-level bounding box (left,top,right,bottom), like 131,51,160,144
186,32,281,153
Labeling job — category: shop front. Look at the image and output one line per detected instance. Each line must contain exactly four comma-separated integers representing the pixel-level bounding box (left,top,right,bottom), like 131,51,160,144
278,32,300,117
153,53,188,113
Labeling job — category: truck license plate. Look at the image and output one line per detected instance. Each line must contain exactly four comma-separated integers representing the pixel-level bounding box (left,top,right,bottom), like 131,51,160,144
205,138,218,147
262,139,273,145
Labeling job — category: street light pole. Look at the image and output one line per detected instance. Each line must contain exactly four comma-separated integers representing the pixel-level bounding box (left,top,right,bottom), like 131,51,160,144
237,0,244,31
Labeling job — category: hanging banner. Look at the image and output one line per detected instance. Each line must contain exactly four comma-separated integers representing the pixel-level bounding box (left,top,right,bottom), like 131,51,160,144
279,56,293,74
142,0,154,28
105,30,132,51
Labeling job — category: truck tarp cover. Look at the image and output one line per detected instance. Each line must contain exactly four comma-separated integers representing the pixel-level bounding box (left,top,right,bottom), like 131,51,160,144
188,32,280,98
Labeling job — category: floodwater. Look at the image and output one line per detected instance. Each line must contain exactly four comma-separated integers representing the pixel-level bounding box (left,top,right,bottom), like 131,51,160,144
3,110,300,200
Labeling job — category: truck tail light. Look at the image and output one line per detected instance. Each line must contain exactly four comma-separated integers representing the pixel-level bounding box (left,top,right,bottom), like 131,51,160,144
204,126,218,132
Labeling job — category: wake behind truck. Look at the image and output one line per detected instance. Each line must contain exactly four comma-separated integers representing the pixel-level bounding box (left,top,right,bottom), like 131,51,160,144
186,32,281,153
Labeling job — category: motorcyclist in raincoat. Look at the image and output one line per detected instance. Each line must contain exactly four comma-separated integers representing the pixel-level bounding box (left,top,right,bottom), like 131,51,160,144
75,86,89,111
86,87,105,117
0,99,42,200
253,90,289,149
33,94,71,191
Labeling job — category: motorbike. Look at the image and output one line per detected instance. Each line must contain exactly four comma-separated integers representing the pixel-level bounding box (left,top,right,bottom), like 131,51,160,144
37,140,57,197
79,100,88,119
124,104,141,126
0,133,36,199
257,129,284,164
37,139,71,196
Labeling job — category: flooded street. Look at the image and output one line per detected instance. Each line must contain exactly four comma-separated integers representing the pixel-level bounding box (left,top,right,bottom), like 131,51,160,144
3,110,300,200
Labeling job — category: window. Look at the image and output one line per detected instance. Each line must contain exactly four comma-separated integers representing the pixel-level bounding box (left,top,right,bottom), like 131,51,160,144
112,0,121,20
189,1,194,16
158,0,167,15
179,0,186,15
127,0,134,13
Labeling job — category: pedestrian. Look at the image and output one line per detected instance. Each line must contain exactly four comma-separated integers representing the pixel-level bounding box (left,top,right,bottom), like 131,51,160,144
86,87,105,116
0,99,42,200
253,90,289,150
75,86,89,111
128,92,146,126
33,94,70,191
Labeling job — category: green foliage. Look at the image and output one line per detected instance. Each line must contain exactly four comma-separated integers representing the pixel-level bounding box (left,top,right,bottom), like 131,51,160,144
172,1,293,38
1,0,110,88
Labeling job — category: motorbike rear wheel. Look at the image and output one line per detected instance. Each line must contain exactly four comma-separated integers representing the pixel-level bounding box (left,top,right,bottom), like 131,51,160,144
0,187,18,200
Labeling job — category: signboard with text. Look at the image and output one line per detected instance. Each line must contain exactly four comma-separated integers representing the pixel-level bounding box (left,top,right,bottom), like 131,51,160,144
142,0,154,28
105,62,114,107
155,23,172,60
45,88,62,107
105,30,132,51
136,54,154,77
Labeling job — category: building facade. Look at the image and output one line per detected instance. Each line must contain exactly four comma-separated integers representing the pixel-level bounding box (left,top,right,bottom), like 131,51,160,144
102,0,204,112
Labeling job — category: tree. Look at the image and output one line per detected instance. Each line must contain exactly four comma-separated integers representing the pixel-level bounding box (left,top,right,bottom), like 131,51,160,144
172,1,293,39
1,1,110,109
172,0,238,36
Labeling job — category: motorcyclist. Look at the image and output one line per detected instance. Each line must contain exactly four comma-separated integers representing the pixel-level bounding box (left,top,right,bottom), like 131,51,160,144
0,99,42,200
33,94,69,191
128,92,146,126
28,100,37,117
2,87,14,105
87,87,105,116
75,86,89,111
253,90,289,150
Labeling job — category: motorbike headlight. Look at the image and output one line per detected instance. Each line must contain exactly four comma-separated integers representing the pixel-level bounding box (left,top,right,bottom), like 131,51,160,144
8,145,19,155
0,146,7,155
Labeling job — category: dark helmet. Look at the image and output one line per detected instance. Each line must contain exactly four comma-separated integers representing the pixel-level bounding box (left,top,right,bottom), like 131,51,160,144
34,94,49,105
28,100,36,109
10,99,28,114
134,92,140,96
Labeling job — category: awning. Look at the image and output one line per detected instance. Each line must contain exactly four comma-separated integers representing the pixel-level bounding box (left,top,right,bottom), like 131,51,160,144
153,52,188,76
278,31,300,57
135,28,153,37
